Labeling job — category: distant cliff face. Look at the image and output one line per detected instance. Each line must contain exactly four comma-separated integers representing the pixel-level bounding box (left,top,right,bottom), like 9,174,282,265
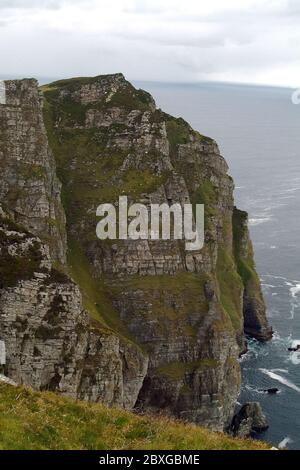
0,80,66,265
0,75,271,431
0,79,147,409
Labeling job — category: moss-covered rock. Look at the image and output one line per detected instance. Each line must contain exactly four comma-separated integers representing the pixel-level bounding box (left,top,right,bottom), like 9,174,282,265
233,207,272,341
41,73,265,430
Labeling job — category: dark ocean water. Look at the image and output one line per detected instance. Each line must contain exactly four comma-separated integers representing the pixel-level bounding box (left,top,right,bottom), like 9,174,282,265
136,80,300,449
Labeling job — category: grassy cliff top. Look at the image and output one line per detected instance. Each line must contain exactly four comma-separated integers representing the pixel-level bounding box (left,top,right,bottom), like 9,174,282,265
0,383,269,450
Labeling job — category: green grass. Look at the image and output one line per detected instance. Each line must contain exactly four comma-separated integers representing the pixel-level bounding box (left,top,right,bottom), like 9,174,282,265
42,76,247,348
67,238,139,345
109,273,210,327
216,247,243,331
165,114,213,153
41,74,154,116
191,180,218,227
0,384,269,450
42,99,168,243
156,359,220,381
232,207,260,286
166,117,191,150
232,207,264,314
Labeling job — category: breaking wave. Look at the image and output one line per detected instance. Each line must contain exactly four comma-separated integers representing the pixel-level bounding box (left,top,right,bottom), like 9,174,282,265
278,437,293,449
249,217,272,226
259,369,300,393
290,284,300,298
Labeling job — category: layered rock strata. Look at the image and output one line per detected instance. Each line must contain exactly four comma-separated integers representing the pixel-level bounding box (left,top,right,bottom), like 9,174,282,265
0,75,271,430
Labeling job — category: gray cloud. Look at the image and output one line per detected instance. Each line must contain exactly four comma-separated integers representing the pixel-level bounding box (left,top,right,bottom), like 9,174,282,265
0,0,299,87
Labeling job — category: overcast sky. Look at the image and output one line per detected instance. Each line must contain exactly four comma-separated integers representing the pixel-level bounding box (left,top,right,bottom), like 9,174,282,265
0,0,299,87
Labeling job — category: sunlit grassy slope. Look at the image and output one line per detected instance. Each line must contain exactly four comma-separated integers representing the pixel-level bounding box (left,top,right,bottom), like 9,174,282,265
0,384,269,450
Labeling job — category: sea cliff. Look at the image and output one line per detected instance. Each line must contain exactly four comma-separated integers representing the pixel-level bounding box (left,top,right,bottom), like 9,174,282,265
0,75,272,431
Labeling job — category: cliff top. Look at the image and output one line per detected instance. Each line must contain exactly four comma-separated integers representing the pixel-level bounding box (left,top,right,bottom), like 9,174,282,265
41,73,156,111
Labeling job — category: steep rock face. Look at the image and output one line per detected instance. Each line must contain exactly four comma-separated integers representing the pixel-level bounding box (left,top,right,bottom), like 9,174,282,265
0,80,66,264
0,82,147,408
40,74,271,430
232,208,273,341
0,207,147,409
0,75,271,431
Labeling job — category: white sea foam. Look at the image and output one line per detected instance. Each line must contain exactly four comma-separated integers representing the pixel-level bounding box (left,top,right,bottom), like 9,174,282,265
287,339,300,365
259,369,300,393
245,384,265,394
263,274,289,282
286,187,300,192
249,217,272,226
278,437,293,449
289,285,300,319
239,350,257,362
278,195,296,200
290,284,300,298
289,352,300,365
272,331,283,342
291,339,300,348
272,333,293,348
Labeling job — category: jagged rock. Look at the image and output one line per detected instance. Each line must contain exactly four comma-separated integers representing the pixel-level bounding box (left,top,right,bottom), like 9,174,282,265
0,206,147,406
0,82,148,409
0,79,67,265
0,75,271,431
288,345,300,352
230,402,269,437
264,388,279,394
0,374,17,386
232,208,273,341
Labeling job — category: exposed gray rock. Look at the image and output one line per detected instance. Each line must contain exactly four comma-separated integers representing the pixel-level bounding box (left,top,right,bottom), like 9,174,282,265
0,79,66,265
230,402,269,437
0,206,147,406
233,208,273,341
0,80,148,409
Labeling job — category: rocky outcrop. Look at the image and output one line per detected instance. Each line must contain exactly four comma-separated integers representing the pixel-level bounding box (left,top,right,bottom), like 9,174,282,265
230,402,269,437
0,205,147,407
0,80,66,265
0,75,271,431
233,208,273,341
0,81,147,408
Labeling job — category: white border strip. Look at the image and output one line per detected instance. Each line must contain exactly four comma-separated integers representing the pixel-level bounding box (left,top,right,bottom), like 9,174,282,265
0,80,6,105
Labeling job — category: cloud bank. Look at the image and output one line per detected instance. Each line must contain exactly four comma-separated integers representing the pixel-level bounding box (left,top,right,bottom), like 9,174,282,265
0,0,299,86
